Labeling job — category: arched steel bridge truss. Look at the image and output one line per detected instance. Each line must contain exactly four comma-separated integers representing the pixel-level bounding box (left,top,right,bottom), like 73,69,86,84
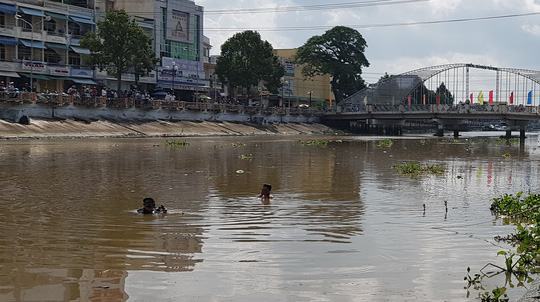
342,63,540,108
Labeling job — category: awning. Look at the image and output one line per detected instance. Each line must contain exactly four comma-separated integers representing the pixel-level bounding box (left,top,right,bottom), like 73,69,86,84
70,46,90,55
0,3,17,15
0,36,17,46
18,73,51,80
19,7,45,17
69,16,95,25
20,39,45,49
45,11,68,21
70,78,97,85
0,71,20,78
46,42,67,50
137,21,153,29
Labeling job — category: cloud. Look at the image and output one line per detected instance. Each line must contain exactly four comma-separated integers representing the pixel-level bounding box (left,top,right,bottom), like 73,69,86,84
521,24,540,36
369,52,503,75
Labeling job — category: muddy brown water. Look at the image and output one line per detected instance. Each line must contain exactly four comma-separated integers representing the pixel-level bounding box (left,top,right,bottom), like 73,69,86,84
0,134,539,301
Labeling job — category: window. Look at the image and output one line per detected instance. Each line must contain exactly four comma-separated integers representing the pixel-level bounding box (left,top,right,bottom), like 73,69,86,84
105,0,114,12
0,45,5,61
0,13,5,27
68,52,80,66
21,15,32,32
45,49,61,64
68,22,80,36
18,45,31,61
44,19,56,33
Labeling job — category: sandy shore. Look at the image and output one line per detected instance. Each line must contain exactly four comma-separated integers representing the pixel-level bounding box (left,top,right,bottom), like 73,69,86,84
0,119,338,139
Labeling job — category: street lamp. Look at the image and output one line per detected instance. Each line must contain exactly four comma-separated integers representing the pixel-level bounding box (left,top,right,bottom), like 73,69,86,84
170,62,178,92
15,14,51,92
308,90,313,108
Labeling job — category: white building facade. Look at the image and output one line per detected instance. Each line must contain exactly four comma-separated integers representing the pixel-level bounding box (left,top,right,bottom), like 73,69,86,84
0,0,95,92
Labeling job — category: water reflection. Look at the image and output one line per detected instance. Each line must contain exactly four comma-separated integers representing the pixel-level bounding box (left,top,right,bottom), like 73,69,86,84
0,135,538,301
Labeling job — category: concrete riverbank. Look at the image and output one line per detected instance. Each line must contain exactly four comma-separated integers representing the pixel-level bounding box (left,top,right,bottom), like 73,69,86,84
0,119,337,139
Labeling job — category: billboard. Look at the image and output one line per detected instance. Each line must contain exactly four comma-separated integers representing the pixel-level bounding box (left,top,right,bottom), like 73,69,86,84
167,10,190,42
162,57,204,79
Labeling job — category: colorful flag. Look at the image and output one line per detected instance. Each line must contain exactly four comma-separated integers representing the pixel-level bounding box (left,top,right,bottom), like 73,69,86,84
470,93,474,104
489,90,494,105
407,95,412,108
478,91,484,105
528,91,533,105
436,95,441,106
422,94,426,105
509,92,514,105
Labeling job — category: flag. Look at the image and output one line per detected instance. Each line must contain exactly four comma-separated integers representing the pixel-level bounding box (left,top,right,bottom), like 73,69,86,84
436,95,441,106
407,95,412,108
478,91,484,105
509,92,514,105
423,94,426,105
470,93,474,104
528,91,533,105
489,90,494,105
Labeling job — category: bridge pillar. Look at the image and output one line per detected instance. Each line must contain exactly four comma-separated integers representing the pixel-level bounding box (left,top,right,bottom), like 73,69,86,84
505,130,512,139
520,129,526,142
435,128,444,137
453,130,460,138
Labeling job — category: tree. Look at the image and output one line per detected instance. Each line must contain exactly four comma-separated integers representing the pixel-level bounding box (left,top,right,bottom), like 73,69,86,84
296,26,370,103
81,10,157,92
215,31,284,95
436,82,455,105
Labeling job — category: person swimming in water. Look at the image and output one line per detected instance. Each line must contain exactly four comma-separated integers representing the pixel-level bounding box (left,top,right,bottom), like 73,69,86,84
137,198,167,214
258,184,272,205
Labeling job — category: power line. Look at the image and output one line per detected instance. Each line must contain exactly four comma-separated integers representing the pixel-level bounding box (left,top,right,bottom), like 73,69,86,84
121,0,428,16
202,11,540,32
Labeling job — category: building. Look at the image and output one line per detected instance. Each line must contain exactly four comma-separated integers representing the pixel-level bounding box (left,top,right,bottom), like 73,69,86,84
102,0,210,97
274,48,334,108
0,0,96,92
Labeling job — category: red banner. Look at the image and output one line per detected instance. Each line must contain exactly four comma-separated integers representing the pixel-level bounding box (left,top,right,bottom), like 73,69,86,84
436,95,441,106
509,92,514,105
407,95,412,109
470,93,474,104
489,90,494,105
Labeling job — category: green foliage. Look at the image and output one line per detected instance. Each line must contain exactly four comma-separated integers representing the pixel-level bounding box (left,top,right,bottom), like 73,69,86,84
467,193,540,299
480,287,509,302
496,138,520,146
239,154,253,160
393,162,445,177
81,10,157,92
215,31,285,95
165,140,190,148
435,82,455,105
296,26,370,103
299,139,330,147
376,139,393,149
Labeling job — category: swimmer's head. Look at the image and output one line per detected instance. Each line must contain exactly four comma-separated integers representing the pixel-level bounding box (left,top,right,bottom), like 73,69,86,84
143,198,156,209
263,184,272,191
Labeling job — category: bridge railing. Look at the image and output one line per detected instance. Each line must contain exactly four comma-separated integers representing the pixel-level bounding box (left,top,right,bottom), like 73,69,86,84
0,93,323,116
342,103,540,115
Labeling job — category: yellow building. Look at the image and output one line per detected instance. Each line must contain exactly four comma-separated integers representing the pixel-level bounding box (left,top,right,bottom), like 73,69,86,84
274,48,335,107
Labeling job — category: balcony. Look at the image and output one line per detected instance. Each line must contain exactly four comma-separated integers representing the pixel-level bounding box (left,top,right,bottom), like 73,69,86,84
0,25,15,37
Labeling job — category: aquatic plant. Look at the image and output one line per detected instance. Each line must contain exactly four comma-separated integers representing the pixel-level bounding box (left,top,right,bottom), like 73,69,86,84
232,142,247,148
239,154,253,160
393,162,445,177
376,138,393,149
466,193,540,300
299,139,330,147
496,138,520,146
165,140,190,147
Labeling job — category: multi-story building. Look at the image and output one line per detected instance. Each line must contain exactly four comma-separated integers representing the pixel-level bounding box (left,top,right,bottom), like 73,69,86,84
0,0,96,92
274,48,335,107
101,0,210,97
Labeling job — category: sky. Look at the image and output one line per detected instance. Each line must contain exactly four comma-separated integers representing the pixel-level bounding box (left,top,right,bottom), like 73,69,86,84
197,0,540,84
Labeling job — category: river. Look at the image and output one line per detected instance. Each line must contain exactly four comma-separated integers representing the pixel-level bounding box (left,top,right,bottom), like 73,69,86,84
0,133,539,301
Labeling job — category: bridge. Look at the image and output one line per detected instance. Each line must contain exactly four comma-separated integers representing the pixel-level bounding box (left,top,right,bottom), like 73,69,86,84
323,63,540,139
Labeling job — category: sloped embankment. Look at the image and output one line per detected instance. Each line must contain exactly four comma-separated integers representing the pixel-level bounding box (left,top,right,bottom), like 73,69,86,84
0,119,336,139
